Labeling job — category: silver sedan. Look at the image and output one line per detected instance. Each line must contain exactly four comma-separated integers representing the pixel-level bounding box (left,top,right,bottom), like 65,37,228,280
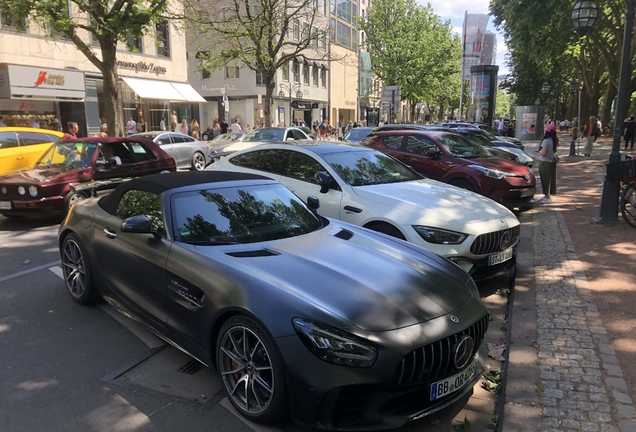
133,131,210,170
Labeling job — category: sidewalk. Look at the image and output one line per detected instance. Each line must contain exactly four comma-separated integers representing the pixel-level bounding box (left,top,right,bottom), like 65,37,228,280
502,135,636,432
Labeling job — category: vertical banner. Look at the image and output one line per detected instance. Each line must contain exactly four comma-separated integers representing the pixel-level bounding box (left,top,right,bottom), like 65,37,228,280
462,13,489,81
470,73,491,123
521,112,538,138
359,51,372,97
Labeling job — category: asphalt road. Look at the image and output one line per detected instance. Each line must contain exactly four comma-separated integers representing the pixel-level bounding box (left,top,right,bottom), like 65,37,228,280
0,214,496,432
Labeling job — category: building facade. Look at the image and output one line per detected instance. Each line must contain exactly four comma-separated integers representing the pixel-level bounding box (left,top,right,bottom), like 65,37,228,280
0,2,204,137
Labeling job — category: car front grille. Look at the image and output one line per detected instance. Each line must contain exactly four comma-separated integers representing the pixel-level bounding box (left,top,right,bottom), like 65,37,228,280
392,315,489,385
470,225,520,255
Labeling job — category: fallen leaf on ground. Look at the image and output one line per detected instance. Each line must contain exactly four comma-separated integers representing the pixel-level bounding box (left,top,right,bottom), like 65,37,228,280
487,343,506,361
23,259,30,265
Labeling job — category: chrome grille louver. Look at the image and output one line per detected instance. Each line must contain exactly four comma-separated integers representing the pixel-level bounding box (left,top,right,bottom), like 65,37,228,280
470,225,520,255
392,315,489,385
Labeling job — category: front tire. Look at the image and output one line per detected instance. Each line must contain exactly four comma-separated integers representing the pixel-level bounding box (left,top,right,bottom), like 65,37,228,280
61,233,97,305
620,183,636,228
191,152,206,171
450,179,477,193
64,191,86,212
216,316,287,423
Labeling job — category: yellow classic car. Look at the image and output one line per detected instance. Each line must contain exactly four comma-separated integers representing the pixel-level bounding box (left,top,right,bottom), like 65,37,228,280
0,127,65,175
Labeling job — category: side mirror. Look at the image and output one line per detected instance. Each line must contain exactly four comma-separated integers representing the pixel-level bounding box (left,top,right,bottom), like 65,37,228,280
286,137,295,141
315,171,332,194
306,196,320,211
426,149,440,158
121,215,154,234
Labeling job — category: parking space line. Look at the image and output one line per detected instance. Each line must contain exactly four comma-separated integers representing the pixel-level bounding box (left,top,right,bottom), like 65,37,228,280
0,260,61,284
50,265,164,349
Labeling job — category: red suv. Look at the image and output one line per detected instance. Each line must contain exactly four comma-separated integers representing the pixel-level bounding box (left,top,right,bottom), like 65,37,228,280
362,129,535,208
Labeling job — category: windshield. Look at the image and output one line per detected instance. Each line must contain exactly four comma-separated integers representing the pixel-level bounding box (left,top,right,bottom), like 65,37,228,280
36,142,99,168
242,129,285,142
172,183,323,244
322,150,422,186
435,134,492,158
344,128,372,142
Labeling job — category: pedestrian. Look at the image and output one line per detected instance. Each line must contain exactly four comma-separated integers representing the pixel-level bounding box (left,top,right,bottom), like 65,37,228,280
159,116,166,131
138,117,147,133
318,120,326,140
171,110,178,132
179,119,188,135
624,116,636,150
100,117,108,133
126,116,136,136
212,119,221,137
497,117,504,135
0,115,6,127
245,123,252,132
29,115,40,129
191,119,200,139
581,116,599,156
536,123,559,204
220,118,229,134
63,122,79,139
570,117,579,150
230,119,242,133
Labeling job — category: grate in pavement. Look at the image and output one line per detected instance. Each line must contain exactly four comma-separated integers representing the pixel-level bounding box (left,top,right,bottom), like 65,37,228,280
177,358,205,375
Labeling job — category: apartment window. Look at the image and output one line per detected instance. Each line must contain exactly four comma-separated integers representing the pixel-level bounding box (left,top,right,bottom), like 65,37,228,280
156,21,170,57
126,31,143,53
330,18,335,42
337,0,351,23
330,0,336,13
352,4,357,24
255,71,264,85
302,23,309,41
292,63,300,83
336,21,351,49
303,65,310,85
322,0,327,15
293,19,300,40
282,63,289,81
226,66,240,78
202,69,211,79
312,67,318,87
0,5,26,31
321,34,327,49
321,69,327,88
312,26,319,47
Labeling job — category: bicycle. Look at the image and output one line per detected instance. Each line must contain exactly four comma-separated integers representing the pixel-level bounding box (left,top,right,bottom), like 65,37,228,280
609,154,636,228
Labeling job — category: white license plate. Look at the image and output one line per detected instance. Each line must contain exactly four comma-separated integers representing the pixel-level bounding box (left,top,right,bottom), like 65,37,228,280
521,187,536,197
0,201,11,210
430,360,476,401
488,247,513,266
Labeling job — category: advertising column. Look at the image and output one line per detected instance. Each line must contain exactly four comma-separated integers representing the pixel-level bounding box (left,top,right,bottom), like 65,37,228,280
469,65,499,128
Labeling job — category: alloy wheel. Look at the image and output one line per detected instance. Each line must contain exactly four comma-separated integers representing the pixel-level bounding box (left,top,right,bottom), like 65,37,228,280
193,153,206,170
62,239,85,298
218,326,274,414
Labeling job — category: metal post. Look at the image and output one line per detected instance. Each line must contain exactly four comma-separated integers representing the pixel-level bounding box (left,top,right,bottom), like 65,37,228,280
577,88,582,156
459,79,465,121
289,92,292,126
594,0,634,223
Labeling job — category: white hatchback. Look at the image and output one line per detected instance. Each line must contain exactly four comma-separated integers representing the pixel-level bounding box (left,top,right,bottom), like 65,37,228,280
208,142,520,282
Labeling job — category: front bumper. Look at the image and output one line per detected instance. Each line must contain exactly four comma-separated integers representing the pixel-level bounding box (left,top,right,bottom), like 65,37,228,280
0,195,65,216
451,249,517,282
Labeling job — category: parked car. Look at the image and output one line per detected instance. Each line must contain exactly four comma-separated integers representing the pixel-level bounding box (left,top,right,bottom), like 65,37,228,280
208,142,521,282
361,129,535,209
437,122,523,147
297,125,316,139
0,137,176,217
0,127,65,175
342,126,373,143
205,132,245,161
453,128,534,167
208,127,311,161
132,131,210,170
58,171,489,430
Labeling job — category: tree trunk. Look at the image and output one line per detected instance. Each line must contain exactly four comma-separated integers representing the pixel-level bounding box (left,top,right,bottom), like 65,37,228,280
100,42,124,137
264,77,276,127
602,81,617,128
410,101,416,123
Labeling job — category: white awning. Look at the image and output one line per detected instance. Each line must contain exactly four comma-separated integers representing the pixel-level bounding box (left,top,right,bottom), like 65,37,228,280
121,77,186,101
121,77,207,102
172,82,206,102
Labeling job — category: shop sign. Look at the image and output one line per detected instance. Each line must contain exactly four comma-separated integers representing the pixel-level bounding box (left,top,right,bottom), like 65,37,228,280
3,64,85,92
312,103,319,108
291,101,310,109
116,60,167,75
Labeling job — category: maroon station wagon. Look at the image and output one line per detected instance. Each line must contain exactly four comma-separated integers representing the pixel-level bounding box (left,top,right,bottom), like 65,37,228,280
0,137,176,217
362,130,536,208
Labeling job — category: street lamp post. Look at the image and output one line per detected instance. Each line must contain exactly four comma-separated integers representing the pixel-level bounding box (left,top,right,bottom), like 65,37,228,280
279,83,303,127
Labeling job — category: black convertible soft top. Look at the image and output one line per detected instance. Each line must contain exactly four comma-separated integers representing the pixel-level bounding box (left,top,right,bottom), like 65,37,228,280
98,171,271,215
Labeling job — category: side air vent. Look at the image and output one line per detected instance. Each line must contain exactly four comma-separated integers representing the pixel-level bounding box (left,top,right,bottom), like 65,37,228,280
226,250,280,258
334,229,354,240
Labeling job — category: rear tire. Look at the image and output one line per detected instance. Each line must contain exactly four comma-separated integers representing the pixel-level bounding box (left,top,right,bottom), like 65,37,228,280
620,183,636,228
61,233,97,305
191,152,206,171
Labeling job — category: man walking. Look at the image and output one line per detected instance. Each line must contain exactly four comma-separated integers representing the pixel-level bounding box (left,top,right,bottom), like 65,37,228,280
126,116,136,136
624,116,636,150
230,119,242,133
581,116,599,157
220,118,229,134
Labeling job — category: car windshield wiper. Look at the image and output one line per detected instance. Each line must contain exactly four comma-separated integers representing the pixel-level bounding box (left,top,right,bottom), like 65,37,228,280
183,238,241,245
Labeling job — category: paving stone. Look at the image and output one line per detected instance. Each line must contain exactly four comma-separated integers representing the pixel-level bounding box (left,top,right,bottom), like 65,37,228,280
614,391,634,405
599,343,616,355
601,354,620,365
606,378,628,391
617,405,636,420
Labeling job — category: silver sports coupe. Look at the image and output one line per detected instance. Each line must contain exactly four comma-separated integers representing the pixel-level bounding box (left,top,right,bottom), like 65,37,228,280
58,171,489,430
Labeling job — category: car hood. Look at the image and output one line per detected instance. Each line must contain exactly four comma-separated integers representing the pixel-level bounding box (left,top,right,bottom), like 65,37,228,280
352,179,514,229
202,227,474,331
0,166,80,184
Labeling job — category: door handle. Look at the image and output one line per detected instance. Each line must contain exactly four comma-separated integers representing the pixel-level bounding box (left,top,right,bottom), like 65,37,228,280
103,228,117,239
16,156,25,160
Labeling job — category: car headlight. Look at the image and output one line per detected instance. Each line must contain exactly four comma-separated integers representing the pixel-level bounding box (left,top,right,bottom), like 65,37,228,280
28,186,38,197
17,186,26,195
467,164,516,179
412,226,467,244
292,318,377,368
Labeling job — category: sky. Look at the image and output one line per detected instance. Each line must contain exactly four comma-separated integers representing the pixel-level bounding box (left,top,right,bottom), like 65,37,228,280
420,0,510,75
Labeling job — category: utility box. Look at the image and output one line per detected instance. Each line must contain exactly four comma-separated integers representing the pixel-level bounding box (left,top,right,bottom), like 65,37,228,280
516,106,544,141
